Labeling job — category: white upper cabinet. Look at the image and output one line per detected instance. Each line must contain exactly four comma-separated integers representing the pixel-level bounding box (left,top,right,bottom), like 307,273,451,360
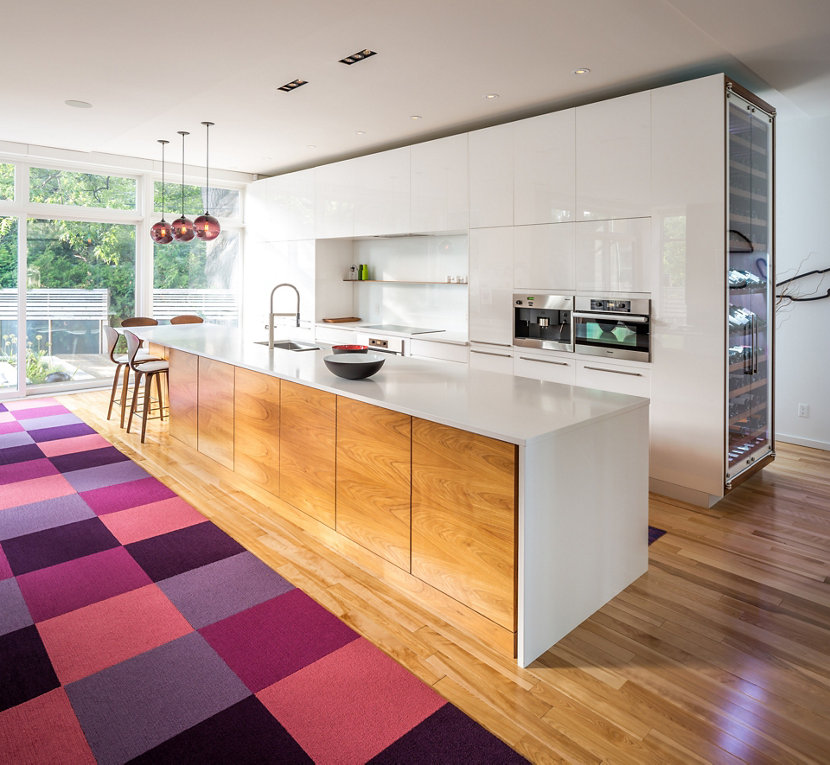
469,227,514,345
469,123,515,228
246,169,315,242
353,147,411,237
514,110,576,225
513,223,575,291
411,134,469,233
575,91,651,220
315,158,357,238
574,217,652,293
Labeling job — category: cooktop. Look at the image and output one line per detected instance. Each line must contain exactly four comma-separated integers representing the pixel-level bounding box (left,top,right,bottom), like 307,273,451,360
361,324,444,335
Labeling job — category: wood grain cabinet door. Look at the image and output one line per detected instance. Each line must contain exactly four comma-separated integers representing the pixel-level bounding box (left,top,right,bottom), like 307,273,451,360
336,397,412,570
234,368,280,496
197,357,235,470
412,418,517,631
168,349,198,449
279,380,336,527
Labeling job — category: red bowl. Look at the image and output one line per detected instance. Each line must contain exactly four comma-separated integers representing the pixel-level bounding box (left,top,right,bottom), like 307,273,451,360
332,344,369,354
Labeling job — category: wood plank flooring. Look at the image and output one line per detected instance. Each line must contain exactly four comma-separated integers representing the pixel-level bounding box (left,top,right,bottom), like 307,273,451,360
57,390,830,763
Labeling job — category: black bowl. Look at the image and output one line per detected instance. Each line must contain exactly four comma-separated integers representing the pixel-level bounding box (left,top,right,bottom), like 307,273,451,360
324,352,386,379
331,344,369,354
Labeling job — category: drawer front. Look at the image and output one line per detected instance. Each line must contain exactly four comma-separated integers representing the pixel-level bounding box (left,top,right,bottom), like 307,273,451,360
409,339,469,364
514,352,575,385
575,360,651,397
469,345,514,375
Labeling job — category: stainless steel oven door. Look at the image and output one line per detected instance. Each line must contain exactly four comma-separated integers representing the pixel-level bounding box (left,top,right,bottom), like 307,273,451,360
573,298,650,361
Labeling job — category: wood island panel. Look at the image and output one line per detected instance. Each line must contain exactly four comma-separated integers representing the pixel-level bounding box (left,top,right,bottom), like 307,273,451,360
234,368,280,496
412,418,518,633
336,397,412,570
279,379,336,528
167,348,198,448
197,357,235,470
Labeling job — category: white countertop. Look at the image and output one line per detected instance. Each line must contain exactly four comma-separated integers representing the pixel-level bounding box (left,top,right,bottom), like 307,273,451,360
140,324,648,446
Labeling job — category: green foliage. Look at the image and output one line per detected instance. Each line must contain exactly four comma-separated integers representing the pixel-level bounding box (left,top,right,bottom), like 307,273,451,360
153,182,240,218
29,167,136,210
1,334,68,384
0,217,17,288
0,163,13,201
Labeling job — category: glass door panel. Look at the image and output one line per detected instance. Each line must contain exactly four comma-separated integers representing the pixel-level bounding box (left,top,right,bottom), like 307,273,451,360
727,93,773,475
0,217,20,393
25,218,136,390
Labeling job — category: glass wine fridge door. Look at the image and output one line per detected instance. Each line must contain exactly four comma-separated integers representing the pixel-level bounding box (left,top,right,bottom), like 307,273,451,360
726,88,774,483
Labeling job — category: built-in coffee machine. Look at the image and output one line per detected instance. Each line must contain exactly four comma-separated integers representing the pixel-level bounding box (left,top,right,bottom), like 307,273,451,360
513,293,574,352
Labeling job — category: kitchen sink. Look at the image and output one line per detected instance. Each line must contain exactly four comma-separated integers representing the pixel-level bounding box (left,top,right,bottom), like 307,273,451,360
253,340,319,351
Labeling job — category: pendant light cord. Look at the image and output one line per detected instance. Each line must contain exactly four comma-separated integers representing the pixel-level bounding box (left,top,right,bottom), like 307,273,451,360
202,121,213,214
158,139,169,218
178,131,189,216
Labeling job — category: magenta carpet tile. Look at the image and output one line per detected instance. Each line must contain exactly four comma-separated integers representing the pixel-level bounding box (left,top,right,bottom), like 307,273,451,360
0,399,528,764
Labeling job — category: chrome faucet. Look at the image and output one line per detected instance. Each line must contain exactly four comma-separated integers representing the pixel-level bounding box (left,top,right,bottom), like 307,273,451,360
268,283,301,349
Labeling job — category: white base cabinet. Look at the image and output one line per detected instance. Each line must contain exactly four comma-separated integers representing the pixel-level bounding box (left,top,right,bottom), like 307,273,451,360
514,350,576,385
575,359,651,398
469,343,513,374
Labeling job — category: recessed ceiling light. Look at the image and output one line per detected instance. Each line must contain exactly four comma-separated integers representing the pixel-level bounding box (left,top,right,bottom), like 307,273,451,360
65,99,92,109
278,79,308,93
307,144,317,149
354,130,366,136
339,49,377,65
573,68,591,75
410,115,422,120
484,93,500,101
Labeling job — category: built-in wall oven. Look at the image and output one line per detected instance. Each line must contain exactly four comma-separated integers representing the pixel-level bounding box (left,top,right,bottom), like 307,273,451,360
513,293,573,352
573,296,651,361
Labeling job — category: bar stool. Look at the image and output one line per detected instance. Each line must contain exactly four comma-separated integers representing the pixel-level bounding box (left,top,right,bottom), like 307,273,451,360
170,314,204,325
104,326,158,428
121,317,158,327
124,330,169,443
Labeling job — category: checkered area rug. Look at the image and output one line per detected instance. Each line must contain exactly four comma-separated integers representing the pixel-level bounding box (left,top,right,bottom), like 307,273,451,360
0,398,528,764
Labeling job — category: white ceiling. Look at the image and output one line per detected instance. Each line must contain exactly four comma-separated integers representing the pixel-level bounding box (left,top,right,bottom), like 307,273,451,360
2,0,829,177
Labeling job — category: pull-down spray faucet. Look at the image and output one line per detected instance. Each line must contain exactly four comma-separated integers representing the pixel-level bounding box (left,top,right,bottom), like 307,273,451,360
268,283,300,349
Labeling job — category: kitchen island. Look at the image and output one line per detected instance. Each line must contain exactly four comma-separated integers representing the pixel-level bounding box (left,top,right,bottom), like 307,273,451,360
138,324,649,667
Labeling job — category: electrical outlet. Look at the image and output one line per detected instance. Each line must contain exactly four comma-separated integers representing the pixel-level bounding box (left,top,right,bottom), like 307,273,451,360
798,403,810,418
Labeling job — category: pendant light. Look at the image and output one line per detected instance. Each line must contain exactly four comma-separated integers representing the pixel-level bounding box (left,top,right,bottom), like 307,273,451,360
194,121,221,241
150,139,173,244
172,131,195,241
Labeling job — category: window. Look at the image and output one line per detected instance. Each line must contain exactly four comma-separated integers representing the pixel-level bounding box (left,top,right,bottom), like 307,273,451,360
0,216,19,390
0,164,13,201
29,167,137,210
154,182,240,218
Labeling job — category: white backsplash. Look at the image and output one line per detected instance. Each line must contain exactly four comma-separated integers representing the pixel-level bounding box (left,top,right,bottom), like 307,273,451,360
352,235,468,332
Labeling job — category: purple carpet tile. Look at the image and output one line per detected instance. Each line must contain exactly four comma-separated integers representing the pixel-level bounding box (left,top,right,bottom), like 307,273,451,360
0,456,57,484
128,694,313,765
126,520,246,582
200,588,360,692
648,525,667,544
158,551,296,630
80,475,177,515
0,625,61,712
48,445,130,475
20,412,85,432
0,577,33,636
0,443,44,466
0,546,12,580
16,546,152,622
65,632,251,765
62,459,151,493
369,702,529,764
0,420,24,435
0,430,35,449
12,405,73,420
28,422,97,443
0,494,96,542
1,516,120,577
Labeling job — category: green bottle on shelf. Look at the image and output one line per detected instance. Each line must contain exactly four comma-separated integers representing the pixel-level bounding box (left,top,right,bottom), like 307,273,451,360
359,264,369,280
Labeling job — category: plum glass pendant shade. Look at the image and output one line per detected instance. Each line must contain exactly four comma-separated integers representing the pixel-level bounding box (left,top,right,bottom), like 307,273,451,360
150,139,173,244
172,130,195,241
195,121,221,241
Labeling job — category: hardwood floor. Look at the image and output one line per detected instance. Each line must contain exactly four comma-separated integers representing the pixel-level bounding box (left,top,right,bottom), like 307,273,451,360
58,390,830,764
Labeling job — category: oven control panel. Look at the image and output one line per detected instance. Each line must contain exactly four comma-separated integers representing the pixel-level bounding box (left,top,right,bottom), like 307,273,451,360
590,299,631,313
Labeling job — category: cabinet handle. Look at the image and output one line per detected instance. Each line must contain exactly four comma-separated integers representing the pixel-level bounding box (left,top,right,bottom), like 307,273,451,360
470,340,512,348
583,365,643,377
572,312,649,324
471,349,512,358
520,356,568,366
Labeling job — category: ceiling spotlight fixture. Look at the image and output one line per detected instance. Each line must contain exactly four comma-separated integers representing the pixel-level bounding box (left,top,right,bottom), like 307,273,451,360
172,131,195,242
65,99,93,109
573,67,591,75
355,130,366,136
484,93,500,101
339,49,377,65
194,122,221,241
278,79,308,93
307,144,317,149
410,115,422,120
150,140,173,244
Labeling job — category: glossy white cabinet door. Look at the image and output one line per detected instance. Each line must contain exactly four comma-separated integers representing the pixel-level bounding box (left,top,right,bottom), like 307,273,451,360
469,123,515,228
575,91,651,220
469,343,513,374
514,351,576,384
469,227,514,345
353,147,411,236
574,217,652,292
247,169,315,242
514,110,575,225
411,134,469,233
575,359,651,398
314,158,357,238
514,223,575,291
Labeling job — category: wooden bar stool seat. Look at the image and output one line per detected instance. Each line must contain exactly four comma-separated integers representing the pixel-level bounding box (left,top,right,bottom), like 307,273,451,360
124,330,169,443
169,314,204,325
104,326,158,428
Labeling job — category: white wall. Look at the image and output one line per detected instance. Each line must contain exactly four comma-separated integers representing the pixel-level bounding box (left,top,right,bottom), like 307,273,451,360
775,114,830,450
